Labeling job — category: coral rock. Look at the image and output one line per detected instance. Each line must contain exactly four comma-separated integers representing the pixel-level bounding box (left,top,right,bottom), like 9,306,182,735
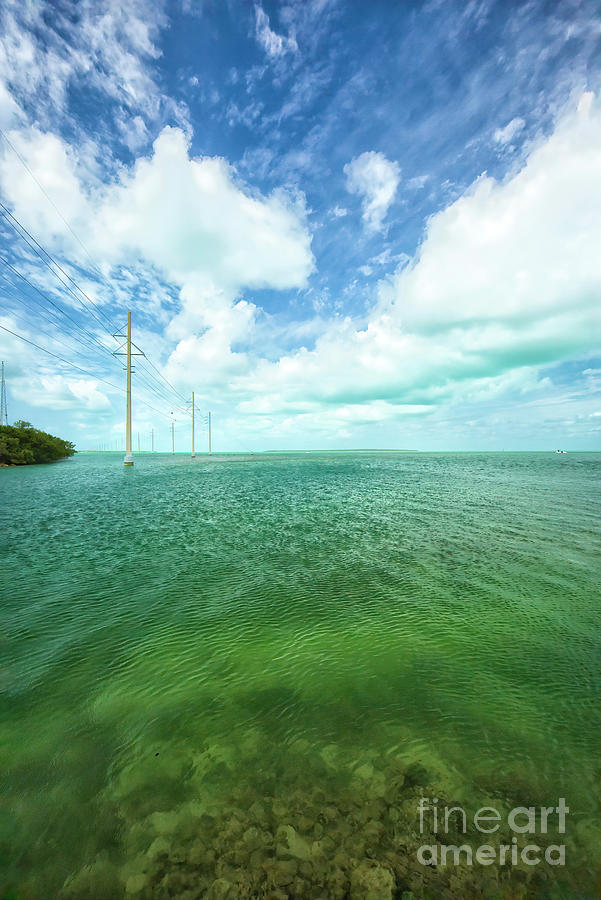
350,862,394,900
208,877,235,900
276,825,312,861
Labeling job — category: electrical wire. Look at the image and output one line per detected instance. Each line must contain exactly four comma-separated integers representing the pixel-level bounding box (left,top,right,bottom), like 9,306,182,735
0,139,208,422
0,323,176,421
0,127,106,283
0,255,118,359
0,191,188,407
0,214,190,410
0,201,118,337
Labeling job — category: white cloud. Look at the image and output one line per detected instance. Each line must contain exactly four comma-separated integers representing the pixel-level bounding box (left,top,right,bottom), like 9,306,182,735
382,93,600,335
368,248,410,269
0,1,188,140
254,5,298,58
330,205,348,218
0,126,91,243
116,113,150,153
91,128,312,287
0,313,33,384
231,94,601,429
407,174,429,190
0,115,314,410
1,77,598,446
0,78,21,128
344,151,400,231
494,116,525,145
84,127,314,366
0,313,111,414
0,123,313,307
82,127,311,392
29,375,111,410
165,301,255,392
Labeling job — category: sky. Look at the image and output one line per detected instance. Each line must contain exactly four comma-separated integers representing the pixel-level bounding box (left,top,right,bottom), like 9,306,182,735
0,0,599,452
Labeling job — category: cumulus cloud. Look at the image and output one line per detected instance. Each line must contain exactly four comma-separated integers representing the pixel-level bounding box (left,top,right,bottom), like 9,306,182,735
0,124,313,301
93,128,313,290
234,94,601,428
28,375,111,410
165,300,255,392
383,93,599,337
81,128,314,383
0,313,112,414
0,127,91,242
0,115,314,409
254,5,298,58
344,151,400,231
1,68,598,445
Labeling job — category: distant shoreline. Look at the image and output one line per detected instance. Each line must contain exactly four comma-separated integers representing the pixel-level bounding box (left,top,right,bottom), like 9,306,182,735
71,448,598,455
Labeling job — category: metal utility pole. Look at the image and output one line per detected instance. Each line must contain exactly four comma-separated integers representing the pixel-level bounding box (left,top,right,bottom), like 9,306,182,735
113,311,144,467
124,312,133,465
171,418,175,454
0,361,7,426
208,410,212,455
191,391,195,458
137,431,140,453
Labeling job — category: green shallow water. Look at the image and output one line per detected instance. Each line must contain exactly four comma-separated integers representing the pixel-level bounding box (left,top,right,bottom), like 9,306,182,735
1,451,599,899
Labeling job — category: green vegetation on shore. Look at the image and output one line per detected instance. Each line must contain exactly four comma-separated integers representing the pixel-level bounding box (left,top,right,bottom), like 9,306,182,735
0,421,75,466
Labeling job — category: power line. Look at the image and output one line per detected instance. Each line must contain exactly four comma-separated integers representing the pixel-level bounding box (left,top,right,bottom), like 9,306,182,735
1,305,111,364
135,364,190,414
0,323,123,390
0,200,188,407
0,323,175,421
1,271,79,340
0,148,200,418
0,255,117,360
1,250,190,417
0,227,187,410
141,355,189,405
0,260,154,403
0,180,190,410
0,177,189,408
0,278,186,426
0,201,117,337
0,127,105,282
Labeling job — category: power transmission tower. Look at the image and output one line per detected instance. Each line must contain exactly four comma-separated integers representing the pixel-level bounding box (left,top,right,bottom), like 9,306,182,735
0,361,7,425
208,410,212,455
171,416,175,454
113,311,144,466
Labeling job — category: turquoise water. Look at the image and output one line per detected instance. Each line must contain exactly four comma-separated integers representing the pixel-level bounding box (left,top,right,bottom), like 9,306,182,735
1,451,599,899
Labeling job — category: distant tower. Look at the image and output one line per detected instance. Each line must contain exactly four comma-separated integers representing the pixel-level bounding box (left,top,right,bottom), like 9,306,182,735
0,361,8,426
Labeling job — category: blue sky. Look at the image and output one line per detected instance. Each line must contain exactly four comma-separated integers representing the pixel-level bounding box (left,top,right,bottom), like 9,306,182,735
0,0,599,451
